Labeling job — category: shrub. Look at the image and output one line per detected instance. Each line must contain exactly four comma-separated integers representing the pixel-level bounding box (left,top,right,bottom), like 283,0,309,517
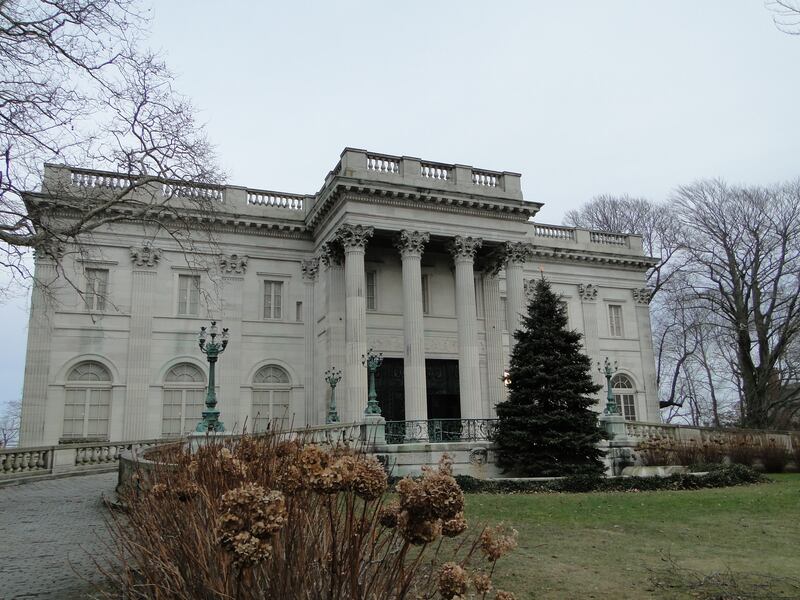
726,437,760,466
760,439,790,473
105,437,517,599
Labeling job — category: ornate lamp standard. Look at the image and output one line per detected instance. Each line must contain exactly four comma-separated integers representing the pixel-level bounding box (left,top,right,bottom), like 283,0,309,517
598,357,620,416
196,321,229,433
361,348,384,416
324,368,342,423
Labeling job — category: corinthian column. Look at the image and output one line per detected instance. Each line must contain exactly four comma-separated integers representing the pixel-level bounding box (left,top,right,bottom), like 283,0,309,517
301,258,319,425
504,242,533,345
395,230,430,426
320,242,345,422
450,235,483,419
336,224,374,422
124,244,162,439
480,250,507,417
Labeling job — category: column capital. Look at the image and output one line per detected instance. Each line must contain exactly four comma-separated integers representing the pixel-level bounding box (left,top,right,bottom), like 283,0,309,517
130,244,162,268
632,287,653,305
219,253,248,275
478,245,508,276
301,257,320,281
336,224,374,251
504,241,534,265
395,230,430,258
578,283,599,302
318,240,345,267
449,235,482,261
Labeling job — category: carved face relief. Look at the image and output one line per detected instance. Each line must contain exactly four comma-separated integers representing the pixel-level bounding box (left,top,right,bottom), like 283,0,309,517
130,244,162,268
220,253,248,274
632,287,652,304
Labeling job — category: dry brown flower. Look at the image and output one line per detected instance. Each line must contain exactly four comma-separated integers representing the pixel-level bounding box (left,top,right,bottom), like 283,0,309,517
218,483,287,567
437,562,469,599
275,463,304,494
472,572,492,594
352,455,387,500
479,525,518,562
397,510,441,545
441,512,468,538
494,590,516,600
275,438,302,457
298,444,327,477
395,477,432,519
377,500,400,528
422,470,464,520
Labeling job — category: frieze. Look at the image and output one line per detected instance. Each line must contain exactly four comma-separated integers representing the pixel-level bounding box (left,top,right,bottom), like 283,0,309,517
578,283,598,302
395,230,430,258
130,244,162,268
335,223,374,250
632,287,653,305
449,235,483,261
301,257,320,281
219,253,248,274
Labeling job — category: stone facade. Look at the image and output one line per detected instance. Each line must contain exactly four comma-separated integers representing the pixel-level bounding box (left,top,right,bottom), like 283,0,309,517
19,148,659,446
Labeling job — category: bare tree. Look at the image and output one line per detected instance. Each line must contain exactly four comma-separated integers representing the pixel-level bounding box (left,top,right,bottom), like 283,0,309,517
767,0,800,34
0,0,222,292
564,194,682,294
0,398,21,447
673,179,800,429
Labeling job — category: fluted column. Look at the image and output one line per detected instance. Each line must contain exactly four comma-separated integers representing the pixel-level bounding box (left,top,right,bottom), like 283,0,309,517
320,242,346,423
301,258,319,425
123,245,162,440
19,249,60,446
482,268,506,417
504,242,533,349
336,225,374,422
395,230,430,425
450,236,483,419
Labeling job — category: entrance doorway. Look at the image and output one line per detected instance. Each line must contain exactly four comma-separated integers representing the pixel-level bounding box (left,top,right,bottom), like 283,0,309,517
373,358,461,421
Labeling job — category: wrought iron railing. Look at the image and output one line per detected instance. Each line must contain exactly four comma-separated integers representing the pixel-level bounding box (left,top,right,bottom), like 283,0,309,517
385,419,497,444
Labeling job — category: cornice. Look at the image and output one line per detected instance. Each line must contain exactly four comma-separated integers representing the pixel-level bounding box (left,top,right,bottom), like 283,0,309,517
306,181,537,232
529,246,658,270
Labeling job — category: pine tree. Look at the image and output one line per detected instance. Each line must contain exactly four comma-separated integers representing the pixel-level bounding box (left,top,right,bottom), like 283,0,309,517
494,276,607,476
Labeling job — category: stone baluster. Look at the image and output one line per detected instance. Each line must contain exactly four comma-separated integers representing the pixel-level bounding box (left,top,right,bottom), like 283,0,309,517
301,258,320,425
336,225,374,422
450,236,483,419
20,246,61,446
395,230,430,429
124,244,162,439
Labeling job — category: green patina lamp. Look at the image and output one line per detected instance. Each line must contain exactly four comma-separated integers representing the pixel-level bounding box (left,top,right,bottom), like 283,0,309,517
598,356,621,416
361,348,384,416
324,367,342,423
196,321,229,433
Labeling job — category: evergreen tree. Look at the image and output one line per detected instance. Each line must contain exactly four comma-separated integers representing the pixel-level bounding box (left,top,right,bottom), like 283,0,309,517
494,276,607,476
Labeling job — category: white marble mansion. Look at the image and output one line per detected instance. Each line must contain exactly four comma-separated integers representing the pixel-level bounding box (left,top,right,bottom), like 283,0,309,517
19,148,659,447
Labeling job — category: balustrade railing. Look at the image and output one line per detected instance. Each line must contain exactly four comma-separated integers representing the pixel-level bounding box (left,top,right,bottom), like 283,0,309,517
246,189,305,210
533,224,576,241
0,447,52,476
70,169,133,190
162,182,224,202
420,162,451,181
366,154,400,174
385,419,497,444
471,170,499,187
590,231,628,246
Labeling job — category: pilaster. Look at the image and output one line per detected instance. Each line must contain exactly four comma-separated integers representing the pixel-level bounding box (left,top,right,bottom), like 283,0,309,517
123,245,162,439
633,287,659,421
395,230,430,426
336,224,374,422
320,241,346,423
218,253,245,432
481,269,506,417
19,253,59,446
578,282,602,407
301,258,320,425
449,236,483,419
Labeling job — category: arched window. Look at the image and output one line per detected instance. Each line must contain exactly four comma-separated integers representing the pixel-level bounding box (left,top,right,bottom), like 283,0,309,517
162,363,206,437
612,374,637,421
252,365,291,433
63,361,112,439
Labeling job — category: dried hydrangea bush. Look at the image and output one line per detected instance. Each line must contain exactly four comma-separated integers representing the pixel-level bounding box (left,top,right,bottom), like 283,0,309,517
103,434,517,599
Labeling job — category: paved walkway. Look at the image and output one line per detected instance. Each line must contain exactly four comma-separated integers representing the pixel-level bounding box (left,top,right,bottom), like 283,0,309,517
0,473,117,600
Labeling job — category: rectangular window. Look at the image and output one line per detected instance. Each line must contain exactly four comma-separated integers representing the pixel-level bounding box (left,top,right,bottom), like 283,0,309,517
178,275,201,316
263,280,283,319
608,304,624,337
422,274,431,315
86,268,109,311
366,271,377,311
618,394,637,421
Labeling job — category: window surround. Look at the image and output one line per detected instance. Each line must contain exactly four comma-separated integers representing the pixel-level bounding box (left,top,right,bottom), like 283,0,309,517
607,303,625,338
62,361,112,441
161,362,207,437
611,373,637,421
85,268,109,312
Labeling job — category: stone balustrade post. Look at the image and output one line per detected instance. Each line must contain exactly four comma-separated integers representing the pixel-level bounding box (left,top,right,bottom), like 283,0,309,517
336,224,374,422
395,230,430,428
450,236,483,419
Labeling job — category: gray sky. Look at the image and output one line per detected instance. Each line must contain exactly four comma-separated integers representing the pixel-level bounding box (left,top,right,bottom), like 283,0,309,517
2,0,799,410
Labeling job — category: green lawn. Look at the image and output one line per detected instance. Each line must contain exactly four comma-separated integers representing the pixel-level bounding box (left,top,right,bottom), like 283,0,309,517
465,474,800,599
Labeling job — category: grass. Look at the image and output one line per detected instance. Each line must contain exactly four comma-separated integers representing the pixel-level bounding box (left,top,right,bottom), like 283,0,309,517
465,474,800,599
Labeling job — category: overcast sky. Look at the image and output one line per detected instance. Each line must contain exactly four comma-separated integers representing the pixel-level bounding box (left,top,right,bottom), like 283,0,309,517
2,1,799,412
